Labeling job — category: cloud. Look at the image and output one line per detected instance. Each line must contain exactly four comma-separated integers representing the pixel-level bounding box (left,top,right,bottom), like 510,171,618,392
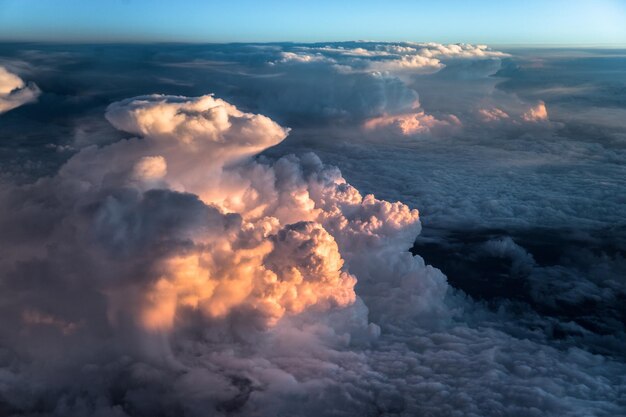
104,94,288,156
0,43,624,416
368,54,444,74
60,95,423,330
0,93,453,415
0,66,40,114
255,66,420,124
277,52,332,64
478,107,510,122
413,42,509,59
261,42,510,128
364,110,461,137
478,103,552,126
21,308,83,335
522,101,549,122
131,155,167,182
293,42,508,75
3,92,625,417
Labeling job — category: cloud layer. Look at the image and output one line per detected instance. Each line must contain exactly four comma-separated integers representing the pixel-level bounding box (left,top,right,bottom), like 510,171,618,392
1,90,624,416
0,43,624,416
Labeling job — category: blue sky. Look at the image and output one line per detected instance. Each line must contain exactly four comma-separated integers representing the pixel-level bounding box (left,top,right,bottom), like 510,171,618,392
0,0,625,45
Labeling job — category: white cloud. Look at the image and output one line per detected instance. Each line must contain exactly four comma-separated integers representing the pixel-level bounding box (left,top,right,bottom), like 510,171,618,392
414,42,510,59
369,54,444,74
288,43,508,76
277,52,334,64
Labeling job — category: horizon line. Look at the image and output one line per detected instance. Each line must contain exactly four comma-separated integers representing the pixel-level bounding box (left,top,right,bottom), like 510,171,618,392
1,39,626,49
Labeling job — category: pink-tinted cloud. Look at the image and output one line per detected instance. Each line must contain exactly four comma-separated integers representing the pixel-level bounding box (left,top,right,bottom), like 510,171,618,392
0,66,40,114
478,107,510,122
522,101,549,122
364,111,461,136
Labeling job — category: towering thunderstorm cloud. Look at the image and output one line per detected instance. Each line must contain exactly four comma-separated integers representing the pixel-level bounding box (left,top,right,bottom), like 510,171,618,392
0,42,624,417
0,93,442,415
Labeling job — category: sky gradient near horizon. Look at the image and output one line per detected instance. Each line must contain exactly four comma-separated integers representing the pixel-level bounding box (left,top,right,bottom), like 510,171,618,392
1,0,626,45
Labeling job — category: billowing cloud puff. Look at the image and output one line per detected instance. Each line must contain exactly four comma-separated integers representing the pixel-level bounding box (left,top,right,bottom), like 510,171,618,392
264,42,508,128
0,66,40,114
369,54,444,74
476,102,550,127
478,107,510,122
49,94,430,331
290,42,508,76
368,43,506,75
299,45,391,57
277,52,332,64
364,110,461,137
58,94,289,200
255,67,420,124
132,155,168,182
105,94,288,163
522,101,549,122
413,42,509,59
3,92,472,416
0,95,445,415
